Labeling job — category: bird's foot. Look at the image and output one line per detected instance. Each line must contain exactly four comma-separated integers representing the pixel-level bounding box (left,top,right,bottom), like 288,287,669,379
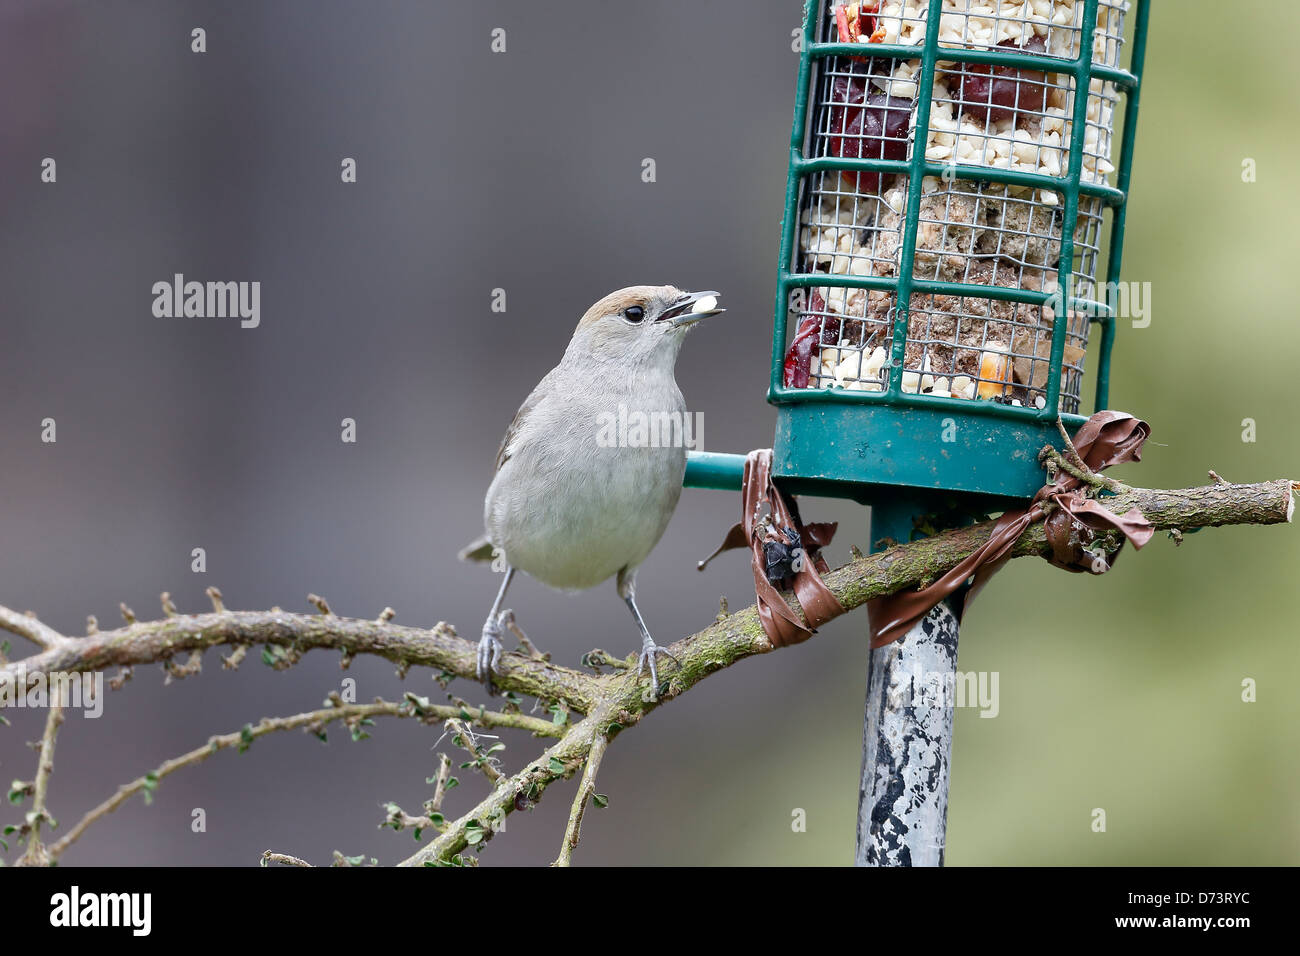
476,609,510,693
636,636,679,700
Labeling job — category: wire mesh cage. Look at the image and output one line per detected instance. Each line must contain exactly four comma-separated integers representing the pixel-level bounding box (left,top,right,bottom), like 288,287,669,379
770,0,1148,502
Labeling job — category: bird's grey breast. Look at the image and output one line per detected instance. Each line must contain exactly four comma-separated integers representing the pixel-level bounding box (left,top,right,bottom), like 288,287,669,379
484,361,688,591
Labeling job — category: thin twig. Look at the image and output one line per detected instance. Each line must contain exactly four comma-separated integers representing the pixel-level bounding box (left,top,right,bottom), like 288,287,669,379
444,718,504,785
501,610,545,661
405,694,559,738
1052,419,1126,492
554,732,607,866
0,607,66,650
262,850,312,867
1039,445,1122,493
428,753,453,813
17,688,66,866
381,802,445,837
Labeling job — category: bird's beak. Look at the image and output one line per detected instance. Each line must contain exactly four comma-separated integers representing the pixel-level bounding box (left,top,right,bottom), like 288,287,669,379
658,290,725,327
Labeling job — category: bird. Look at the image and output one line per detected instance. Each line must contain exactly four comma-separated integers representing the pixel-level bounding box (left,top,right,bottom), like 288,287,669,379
459,285,724,696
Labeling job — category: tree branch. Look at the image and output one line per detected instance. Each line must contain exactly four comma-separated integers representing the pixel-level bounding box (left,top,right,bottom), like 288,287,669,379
1,477,1293,865
0,608,601,712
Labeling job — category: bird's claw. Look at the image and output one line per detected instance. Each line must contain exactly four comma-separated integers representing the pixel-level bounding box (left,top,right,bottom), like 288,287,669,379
636,638,678,699
476,609,510,693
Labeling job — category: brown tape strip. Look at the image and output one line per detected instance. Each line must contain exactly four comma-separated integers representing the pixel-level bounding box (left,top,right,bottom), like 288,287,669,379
697,449,846,647
867,409,1155,648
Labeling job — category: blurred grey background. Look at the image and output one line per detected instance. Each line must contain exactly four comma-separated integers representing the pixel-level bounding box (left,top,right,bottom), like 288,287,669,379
1,0,1297,866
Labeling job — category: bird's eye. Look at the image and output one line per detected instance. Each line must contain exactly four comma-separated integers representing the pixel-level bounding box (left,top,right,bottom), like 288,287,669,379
623,306,645,324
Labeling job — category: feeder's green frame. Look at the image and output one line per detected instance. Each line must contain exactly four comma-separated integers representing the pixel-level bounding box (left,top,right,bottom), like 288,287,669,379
687,0,1149,505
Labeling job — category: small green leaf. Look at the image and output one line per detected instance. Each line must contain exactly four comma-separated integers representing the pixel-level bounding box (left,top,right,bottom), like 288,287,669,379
548,757,565,775
593,793,609,809
465,821,485,845
238,725,255,753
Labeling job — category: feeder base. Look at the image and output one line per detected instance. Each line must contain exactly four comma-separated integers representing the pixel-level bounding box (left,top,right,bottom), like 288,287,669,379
771,403,1083,505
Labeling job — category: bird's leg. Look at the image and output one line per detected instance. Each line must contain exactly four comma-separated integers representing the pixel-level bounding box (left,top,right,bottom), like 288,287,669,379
617,568,677,699
477,566,515,693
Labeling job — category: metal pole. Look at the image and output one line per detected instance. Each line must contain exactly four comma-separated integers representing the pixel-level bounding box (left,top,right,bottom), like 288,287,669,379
856,504,960,867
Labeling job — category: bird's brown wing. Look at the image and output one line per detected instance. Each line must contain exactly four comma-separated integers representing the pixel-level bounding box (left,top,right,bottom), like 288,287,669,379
493,368,555,473
460,369,557,563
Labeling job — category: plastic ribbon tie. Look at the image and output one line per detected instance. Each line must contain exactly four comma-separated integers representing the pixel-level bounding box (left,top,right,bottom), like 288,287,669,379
867,410,1155,648
697,449,845,647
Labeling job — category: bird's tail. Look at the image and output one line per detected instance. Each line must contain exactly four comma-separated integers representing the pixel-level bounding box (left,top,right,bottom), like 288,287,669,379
458,535,496,563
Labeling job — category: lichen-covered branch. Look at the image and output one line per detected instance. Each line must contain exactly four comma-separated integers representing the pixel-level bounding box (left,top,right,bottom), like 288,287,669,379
1,476,1293,866
0,610,601,712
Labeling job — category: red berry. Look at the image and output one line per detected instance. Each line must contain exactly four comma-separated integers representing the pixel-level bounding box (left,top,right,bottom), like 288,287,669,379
782,292,842,388
826,71,912,194
957,35,1049,125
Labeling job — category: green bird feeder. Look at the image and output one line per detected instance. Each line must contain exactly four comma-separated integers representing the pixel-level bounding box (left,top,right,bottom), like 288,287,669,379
685,0,1149,865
